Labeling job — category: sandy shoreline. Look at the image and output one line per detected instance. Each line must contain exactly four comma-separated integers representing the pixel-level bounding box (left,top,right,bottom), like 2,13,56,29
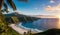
9,23,43,34
9,24,28,34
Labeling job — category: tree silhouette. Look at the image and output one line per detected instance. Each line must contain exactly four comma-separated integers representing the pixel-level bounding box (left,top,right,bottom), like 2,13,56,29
0,0,28,13
0,0,28,35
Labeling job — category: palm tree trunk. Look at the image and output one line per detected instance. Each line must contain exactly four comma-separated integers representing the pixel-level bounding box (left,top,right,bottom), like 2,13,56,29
0,0,4,12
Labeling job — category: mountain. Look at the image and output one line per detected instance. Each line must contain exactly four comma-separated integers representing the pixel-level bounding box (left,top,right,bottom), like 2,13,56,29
4,12,40,22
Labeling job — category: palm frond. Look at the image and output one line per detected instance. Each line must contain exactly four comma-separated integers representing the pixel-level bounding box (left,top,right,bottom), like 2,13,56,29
6,0,16,11
1,10,4,12
4,9,9,13
4,3,8,9
3,3,9,13
0,0,4,12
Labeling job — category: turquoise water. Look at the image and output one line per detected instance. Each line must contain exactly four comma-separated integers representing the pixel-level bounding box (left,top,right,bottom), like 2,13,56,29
18,18,58,31
21,22,45,30
22,22,37,28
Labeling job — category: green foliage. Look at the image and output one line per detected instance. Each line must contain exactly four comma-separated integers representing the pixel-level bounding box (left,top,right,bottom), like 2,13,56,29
11,16,19,23
23,32,27,35
0,21,20,35
0,13,20,35
0,0,28,35
26,30,33,35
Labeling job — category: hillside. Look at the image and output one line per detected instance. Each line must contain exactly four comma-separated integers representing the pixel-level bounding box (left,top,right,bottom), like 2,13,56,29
4,12,40,22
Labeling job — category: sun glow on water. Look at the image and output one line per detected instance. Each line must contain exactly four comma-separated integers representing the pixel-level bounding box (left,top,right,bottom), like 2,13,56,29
58,15,60,29
56,15,60,29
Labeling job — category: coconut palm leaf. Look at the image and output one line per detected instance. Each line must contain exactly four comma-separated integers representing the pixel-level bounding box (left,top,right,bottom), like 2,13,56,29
1,10,4,12
6,0,16,11
0,0,4,12
4,9,9,13
3,3,9,13
4,3,8,9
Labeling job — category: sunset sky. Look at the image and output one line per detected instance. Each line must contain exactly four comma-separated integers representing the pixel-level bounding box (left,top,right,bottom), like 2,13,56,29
7,0,60,15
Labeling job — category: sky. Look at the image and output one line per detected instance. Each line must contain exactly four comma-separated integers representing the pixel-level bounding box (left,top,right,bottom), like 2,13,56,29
6,0,60,15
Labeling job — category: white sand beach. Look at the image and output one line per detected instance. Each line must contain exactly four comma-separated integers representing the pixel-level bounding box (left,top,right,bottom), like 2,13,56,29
9,24,43,34
9,24,28,34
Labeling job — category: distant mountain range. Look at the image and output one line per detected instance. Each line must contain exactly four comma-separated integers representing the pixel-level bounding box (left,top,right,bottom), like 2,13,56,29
4,12,40,22
5,12,58,18
4,12,58,22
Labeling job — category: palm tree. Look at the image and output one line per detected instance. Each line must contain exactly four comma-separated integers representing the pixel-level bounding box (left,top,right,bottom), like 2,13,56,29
0,0,28,35
0,0,28,13
0,0,4,12
0,0,28,23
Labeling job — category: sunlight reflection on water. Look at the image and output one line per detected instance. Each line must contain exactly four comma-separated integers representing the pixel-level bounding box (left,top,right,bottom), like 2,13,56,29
33,18,59,30
56,15,60,29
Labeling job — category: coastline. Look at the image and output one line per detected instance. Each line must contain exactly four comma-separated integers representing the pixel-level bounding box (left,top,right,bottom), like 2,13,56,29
9,22,43,34
18,22,43,33
9,24,28,34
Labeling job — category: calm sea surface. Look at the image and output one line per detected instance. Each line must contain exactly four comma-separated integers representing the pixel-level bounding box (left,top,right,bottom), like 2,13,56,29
18,18,59,31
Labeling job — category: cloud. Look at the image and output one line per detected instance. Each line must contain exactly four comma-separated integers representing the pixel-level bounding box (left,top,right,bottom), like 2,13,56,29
34,8,38,10
45,5,52,12
45,4,60,12
50,0,55,3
